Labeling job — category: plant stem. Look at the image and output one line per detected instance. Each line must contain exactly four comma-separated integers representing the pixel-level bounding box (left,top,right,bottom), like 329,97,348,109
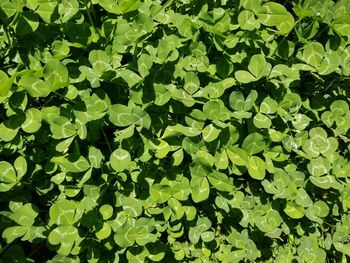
52,91,75,103
101,127,113,153
85,1,101,38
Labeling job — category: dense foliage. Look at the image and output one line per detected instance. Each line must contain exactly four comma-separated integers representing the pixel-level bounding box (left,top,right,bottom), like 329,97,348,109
0,0,350,262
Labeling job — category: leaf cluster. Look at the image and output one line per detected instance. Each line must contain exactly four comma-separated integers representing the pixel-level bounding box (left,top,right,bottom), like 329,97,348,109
0,0,350,262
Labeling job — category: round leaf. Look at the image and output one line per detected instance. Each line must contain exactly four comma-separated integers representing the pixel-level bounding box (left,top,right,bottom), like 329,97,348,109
110,148,131,172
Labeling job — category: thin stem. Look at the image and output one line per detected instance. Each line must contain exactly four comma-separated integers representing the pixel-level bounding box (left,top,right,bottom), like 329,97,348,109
0,243,10,255
101,127,113,153
152,0,175,18
85,2,101,38
3,24,12,46
27,243,44,258
52,91,75,103
90,0,98,23
8,12,20,27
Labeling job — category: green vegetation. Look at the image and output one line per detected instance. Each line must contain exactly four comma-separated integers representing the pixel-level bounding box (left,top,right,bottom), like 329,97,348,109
0,0,350,262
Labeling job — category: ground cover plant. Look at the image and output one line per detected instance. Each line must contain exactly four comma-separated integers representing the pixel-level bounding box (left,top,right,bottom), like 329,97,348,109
0,0,350,262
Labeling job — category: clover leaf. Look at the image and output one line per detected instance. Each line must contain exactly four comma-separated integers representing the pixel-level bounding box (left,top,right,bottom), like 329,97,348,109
302,127,338,158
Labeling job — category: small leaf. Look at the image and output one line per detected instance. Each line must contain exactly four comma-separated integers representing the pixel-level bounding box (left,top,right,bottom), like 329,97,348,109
229,91,245,111
44,60,69,91
203,101,221,121
138,54,153,78
284,202,305,219
238,10,260,31
242,133,266,155
108,104,133,127
256,2,295,35
88,147,104,168
16,12,39,35
235,70,257,83
99,204,113,220
0,161,17,192
11,204,38,226
247,156,266,180
248,54,267,78
207,171,233,192
95,222,112,240
260,97,278,114
49,200,79,225
13,156,27,180
2,226,27,243
0,70,16,96
119,0,141,14
253,113,272,129
202,124,221,142
21,108,42,133
184,72,200,95
110,148,131,172
191,176,210,203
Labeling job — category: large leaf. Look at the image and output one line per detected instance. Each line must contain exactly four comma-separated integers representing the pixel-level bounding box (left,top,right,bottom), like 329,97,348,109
44,60,69,91
256,2,295,35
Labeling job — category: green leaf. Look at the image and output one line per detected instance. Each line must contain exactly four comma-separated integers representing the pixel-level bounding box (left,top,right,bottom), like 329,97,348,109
295,188,313,208
229,91,245,111
2,226,28,243
154,83,171,106
21,108,42,133
119,69,142,87
132,106,151,129
203,101,221,121
0,161,17,192
248,54,267,78
242,133,266,155
247,156,266,180
235,70,257,83
191,176,210,203
44,60,69,91
307,157,331,177
260,97,278,114
214,149,229,170
11,204,38,226
253,113,272,129
89,50,110,74
13,156,27,179
110,148,131,172
0,70,16,96
16,12,39,35
0,123,18,142
108,104,133,127
256,2,295,35
88,147,104,168
238,10,260,31
150,184,171,204
138,54,153,78
184,72,200,95
50,117,76,139
284,202,305,219
48,225,78,246
99,204,113,220
207,171,233,192
301,42,325,68
118,0,141,14
49,199,79,225
19,75,51,98
240,0,261,11
202,124,221,142
95,222,112,240
58,0,79,23
244,90,258,111
99,0,120,14
35,1,58,23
